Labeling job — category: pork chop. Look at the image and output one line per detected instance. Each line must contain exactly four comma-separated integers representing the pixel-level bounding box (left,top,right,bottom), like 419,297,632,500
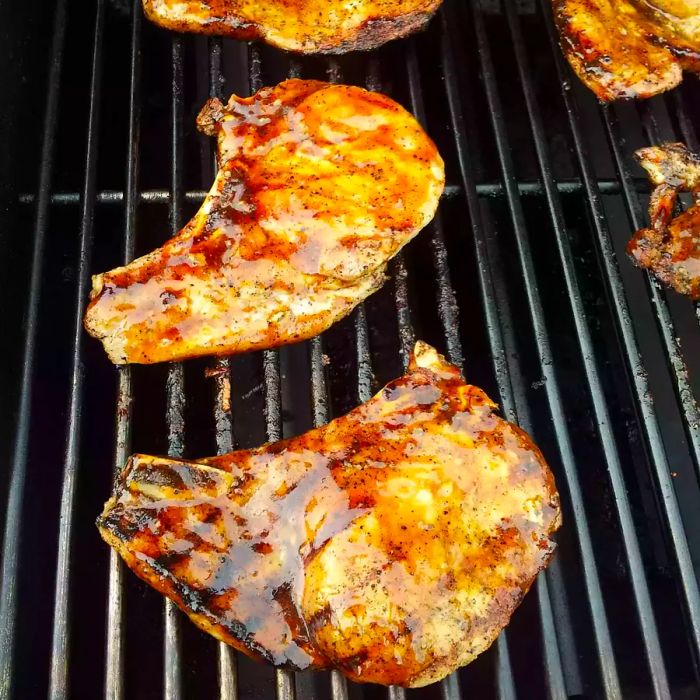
84,80,444,364
97,342,561,687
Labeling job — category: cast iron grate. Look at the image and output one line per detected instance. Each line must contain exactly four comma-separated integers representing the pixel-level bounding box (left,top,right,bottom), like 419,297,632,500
1,0,700,698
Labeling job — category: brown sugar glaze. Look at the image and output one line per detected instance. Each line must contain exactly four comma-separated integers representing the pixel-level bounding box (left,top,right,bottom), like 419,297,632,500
98,343,561,687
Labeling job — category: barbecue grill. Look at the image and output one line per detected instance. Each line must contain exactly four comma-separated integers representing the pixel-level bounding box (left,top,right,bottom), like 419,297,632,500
1,0,700,697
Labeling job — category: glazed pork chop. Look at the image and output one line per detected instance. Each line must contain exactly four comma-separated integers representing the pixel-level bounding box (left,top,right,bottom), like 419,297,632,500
553,0,700,101
84,80,444,364
628,142,700,299
143,0,443,53
97,342,561,687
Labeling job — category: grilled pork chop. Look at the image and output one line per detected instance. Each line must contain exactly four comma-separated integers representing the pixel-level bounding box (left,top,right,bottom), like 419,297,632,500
97,342,561,687
628,142,700,299
143,0,442,53
553,0,700,101
84,80,444,364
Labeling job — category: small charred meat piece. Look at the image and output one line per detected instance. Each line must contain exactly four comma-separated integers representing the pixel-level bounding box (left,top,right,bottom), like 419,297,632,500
553,0,700,101
84,80,444,364
628,142,700,299
143,0,443,54
97,342,561,688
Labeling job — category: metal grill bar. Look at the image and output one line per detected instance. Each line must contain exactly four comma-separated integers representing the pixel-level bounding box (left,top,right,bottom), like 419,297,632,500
373,46,518,699
638,100,674,147
480,224,577,698
0,1,68,696
672,90,700,152
105,2,142,697
47,2,106,698
368,56,443,700
329,670,349,700
163,33,186,700
405,46,464,381
441,6,622,698
502,2,678,694
353,303,374,405
537,0,700,668
533,578,567,699
672,106,700,325
320,56,377,435
438,20,512,406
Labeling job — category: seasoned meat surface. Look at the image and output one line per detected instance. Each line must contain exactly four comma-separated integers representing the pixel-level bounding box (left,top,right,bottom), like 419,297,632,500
84,80,444,364
628,142,700,298
97,342,561,687
553,0,700,101
143,0,442,53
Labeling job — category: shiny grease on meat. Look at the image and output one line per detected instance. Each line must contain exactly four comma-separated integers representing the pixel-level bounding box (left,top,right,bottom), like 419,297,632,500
553,0,700,101
97,342,561,687
143,0,443,53
84,80,444,364
628,142,700,298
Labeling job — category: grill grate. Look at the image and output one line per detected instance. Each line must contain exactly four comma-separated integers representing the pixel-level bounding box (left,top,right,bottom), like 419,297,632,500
1,0,700,698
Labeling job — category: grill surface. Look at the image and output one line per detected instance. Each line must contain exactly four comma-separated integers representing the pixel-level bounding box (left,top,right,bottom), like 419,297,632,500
1,0,700,698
